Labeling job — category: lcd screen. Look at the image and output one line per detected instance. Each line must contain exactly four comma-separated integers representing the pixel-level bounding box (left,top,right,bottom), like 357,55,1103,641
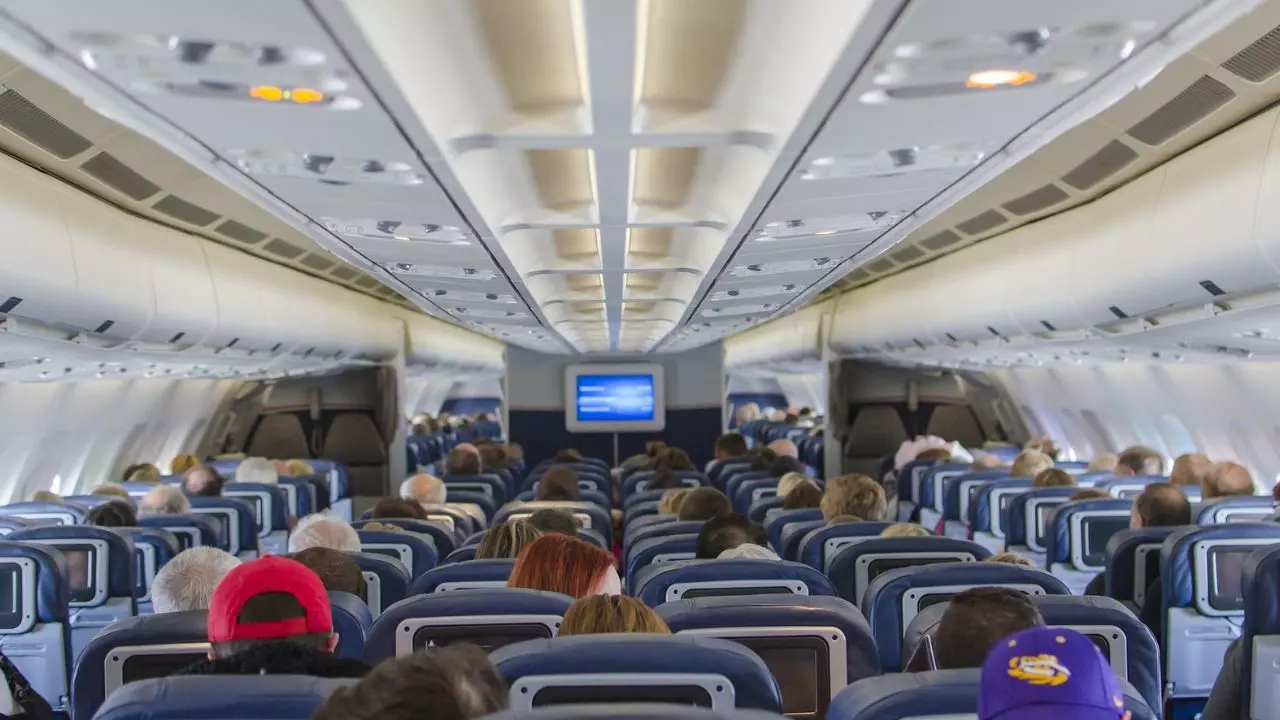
414,623,552,653
866,556,959,584
1082,517,1130,567
737,641,826,717
0,567,20,630
1209,546,1251,612
575,375,656,422
63,547,95,603
1035,503,1063,546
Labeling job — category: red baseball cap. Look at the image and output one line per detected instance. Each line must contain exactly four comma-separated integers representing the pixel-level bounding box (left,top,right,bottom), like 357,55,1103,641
207,556,332,643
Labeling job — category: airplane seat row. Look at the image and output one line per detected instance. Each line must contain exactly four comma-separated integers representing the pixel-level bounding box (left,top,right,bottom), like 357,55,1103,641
630,558,835,606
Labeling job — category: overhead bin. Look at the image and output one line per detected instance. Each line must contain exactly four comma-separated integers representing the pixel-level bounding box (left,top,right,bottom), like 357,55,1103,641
724,299,833,374
400,311,506,374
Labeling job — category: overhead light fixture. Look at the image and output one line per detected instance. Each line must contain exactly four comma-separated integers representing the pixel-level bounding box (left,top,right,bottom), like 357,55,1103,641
708,284,801,301
387,263,496,281
753,213,905,241
322,218,471,245
728,257,845,277
799,144,987,180
229,151,424,186
965,69,1038,88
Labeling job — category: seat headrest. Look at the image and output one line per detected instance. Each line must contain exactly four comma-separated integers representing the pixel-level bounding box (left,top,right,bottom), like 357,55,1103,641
9,526,135,599
354,530,438,579
223,483,290,530
826,537,991,607
0,501,85,525
626,519,699,547
1197,496,1275,524
748,496,786,524
656,595,878,684
482,704,793,720
918,464,975,509
632,558,836,606
625,535,699,588
490,634,783,712
0,540,67,624
138,514,225,552
186,496,259,553
968,479,1031,532
409,558,515,595
352,519,456,557
942,471,1008,519
364,588,573,663
92,675,356,720
496,502,613,546
327,590,372,661
345,552,410,607
1044,498,1133,566
863,562,1069,670
1102,527,1179,602
764,508,823,550
796,522,894,571
1100,476,1165,498
1160,523,1280,610
895,460,938,503
1244,544,1280,638
1005,487,1078,548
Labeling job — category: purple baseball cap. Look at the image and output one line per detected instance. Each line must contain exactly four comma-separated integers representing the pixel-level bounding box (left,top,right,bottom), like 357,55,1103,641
979,627,1127,720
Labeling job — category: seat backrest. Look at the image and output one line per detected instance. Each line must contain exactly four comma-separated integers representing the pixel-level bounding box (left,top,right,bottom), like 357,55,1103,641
627,519,703,546
187,496,258,558
942,471,1009,524
1004,487,1077,552
222,482,290,550
1101,476,1166,499
968,478,1031,538
1242,544,1280,720
732,479,780,514
748,496,786,524
632,559,836,606
8,526,134,608
327,590,373,661
1044,498,1134,571
484,704,792,719
497,502,613,547
352,518,457,558
625,471,710,499
862,562,1070,670
918,464,973,515
0,516,33,535
625,535,699,589
413,503,478,537
409,558,516,594
895,460,938,505
446,489,498,525
825,537,991,609
658,595,878,719
364,588,573,663
137,514,224,553
517,488,612,512
92,675,356,720
624,501,664,528
796,522,895,572
71,609,210,720
344,552,411,618
1103,527,1178,608
490,635,783,712
0,501,85,526
444,474,509,505
1197,496,1276,525
779,520,826,562
354,529,438,580
0,541,70,713
764,509,823,552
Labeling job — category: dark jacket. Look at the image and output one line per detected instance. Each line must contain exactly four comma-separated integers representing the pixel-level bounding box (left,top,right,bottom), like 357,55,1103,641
1201,638,1244,720
173,641,370,679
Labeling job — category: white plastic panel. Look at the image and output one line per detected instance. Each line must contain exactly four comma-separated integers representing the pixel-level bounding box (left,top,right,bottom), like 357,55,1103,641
203,243,277,352
724,300,832,372
140,220,218,348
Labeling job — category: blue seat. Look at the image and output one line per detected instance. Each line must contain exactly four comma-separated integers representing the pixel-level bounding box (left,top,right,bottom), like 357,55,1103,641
352,518,457,558
516,488,612,512
1161,523,1280,707
939,470,1008,539
711,460,753,489
1044,497,1134,593
0,501,85,526
625,514,675,540
276,477,316,519
1104,527,1179,612
446,490,498,525
625,535,698,589
222,482,290,555
0,516,33,535
490,635,783,712
625,520,703,550
187,496,259,559
1197,496,1276,525
524,474,611,497
72,609,210,720
747,497,785,524
1003,486,1078,565
657,595,877,717
917,464,975,531
0,542,70,713
723,472,770,508
328,590,372,661
826,537,991,609
731,479,779,515
632,558,835,606
624,471,709,500
138,514,224,552
117,483,161,499
624,501,663,528
364,588,572,663
1241,544,1280,720
63,495,118,509
444,474,509,505
1100,476,1167,499
779,520,825,562
114,528,180,613
354,529,437,580
443,546,479,564
410,559,515,594
93,675,356,720
1074,471,1116,487
496,502,613,547
764,509,823,552
525,463,610,491
796,522,895,573
825,669,1156,720
9,526,136,660
862,562,1069,671
893,459,944,522
417,504,480,538
306,459,353,521
345,552,410,619
968,478,1032,554
625,490,668,512
485,705,789,720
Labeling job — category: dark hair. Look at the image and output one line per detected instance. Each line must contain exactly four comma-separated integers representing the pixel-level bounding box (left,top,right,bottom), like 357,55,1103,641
714,434,749,458
768,456,804,479
86,500,137,528
182,465,225,498
935,588,1045,669
314,644,507,720
554,449,583,463
696,514,757,559
292,547,366,602
749,449,779,473
477,444,508,470
676,487,732,522
645,441,668,457
446,448,482,476
783,482,823,510
645,469,684,491
1134,482,1191,527
654,448,694,472
371,498,429,521
1117,445,1164,476
536,467,580,502
784,413,798,425
211,591,331,657
526,508,579,537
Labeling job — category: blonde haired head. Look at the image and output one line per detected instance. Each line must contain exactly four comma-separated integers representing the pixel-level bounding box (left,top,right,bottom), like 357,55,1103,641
1010,450,1053,479
880,523,930,538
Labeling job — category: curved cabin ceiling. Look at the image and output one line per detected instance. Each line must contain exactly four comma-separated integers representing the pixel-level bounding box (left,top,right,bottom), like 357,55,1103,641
0,0,1260,354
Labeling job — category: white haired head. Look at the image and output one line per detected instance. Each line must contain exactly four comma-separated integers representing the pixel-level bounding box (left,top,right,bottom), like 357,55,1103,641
400,473,447,505
235,457,278,485
288,512,362,553
718,543,780,561
151,546,241,614
138,485,191,517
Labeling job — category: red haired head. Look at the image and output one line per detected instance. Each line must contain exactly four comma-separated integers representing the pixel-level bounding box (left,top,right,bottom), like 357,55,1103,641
507,534,619,598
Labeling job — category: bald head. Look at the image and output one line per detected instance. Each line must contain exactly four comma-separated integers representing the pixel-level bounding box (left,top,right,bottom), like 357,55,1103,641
1131,482,1191,529
767,439,798,458
400,473,447,505
139,485,191,517
182,465,223,498
1170,454,1211,488
1204,462,1255,499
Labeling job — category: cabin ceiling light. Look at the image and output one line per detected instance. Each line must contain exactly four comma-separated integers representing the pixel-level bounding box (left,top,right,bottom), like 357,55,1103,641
387,263,496,281
800,144,987,180
708,284,801,301
323,219,471,245
753,213,905,241
228,150,424,186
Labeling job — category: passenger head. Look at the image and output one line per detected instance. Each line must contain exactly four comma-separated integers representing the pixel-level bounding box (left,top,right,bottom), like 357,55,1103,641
1088,453,1119,474
85,499,138,527
769,456,804,478
1115,446,1164,477
446,448,482,476
526,508,579,537
235,457,278,485
1032,468,1075,489
399,473,447,505
313,644,507,720
30,490,60,503
1130,482,1192,529
1170,453,1211,487
284,459,315,476
477,444,508,471
777,472,810,498
182,465,224,498
654,448,693,472
505,443,524,462
645,468,684,491
559,595,671,636
880,523,930,538
695,513,758,559
821,474,886,522
978,627,1131,720
1069,488,1111,501
714,433,749,460
676,487,732,522
970,454,1004,471
644,441,668,458
658,488,690,516
536,467,580,502
91,484,130,498
1010,450,1053,479
915,448,952,463
476,520,542,560
986,552,1036,567
371,497,430,521
1203,461,1255,499
507,534,620,598
289,512,362,553
123,463,161,483
935,587,1045,669
554,449,583,463
784,481,824,510
718,543,781,560
1024,436,1060,460
151,546,241,614
170,454,201,475
138,485,191,517
206,556,337,658
827,515,864,526
767,439,799,458
749,448,779,472
292,547,366,600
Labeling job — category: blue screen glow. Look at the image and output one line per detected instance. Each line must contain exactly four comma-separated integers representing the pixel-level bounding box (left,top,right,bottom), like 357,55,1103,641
576,374,656,422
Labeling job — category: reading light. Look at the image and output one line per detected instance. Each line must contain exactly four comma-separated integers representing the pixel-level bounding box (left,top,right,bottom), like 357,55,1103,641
965,69,1037,88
